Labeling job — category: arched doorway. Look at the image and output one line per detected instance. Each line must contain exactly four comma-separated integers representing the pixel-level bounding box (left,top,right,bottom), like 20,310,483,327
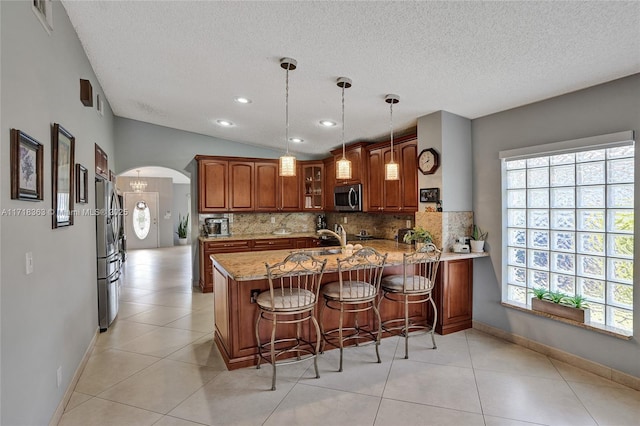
116,166,191,249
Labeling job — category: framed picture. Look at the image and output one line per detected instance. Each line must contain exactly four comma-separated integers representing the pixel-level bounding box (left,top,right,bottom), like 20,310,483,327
76,164,88,204
420,187,440,203
52,123,75,228
10,129,44,201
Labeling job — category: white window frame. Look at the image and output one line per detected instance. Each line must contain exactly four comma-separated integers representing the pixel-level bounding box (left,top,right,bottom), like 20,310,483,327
500,131,635,335
32,0,53,35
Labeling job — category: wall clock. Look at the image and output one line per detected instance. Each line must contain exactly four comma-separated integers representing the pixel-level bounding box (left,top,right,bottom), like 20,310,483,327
418,148,440,175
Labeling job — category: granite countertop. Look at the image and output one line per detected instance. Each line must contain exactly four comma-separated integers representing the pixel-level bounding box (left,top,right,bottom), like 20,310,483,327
199,232,320,242
210,239,489,281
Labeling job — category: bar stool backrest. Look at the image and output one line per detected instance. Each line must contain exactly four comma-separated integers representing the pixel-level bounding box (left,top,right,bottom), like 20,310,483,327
264,252,327,311
402,243,442,293
336,247,388,301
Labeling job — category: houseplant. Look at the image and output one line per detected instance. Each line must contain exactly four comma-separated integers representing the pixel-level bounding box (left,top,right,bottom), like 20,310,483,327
529,289,590,323
470,225,488,252
402,226,433,251
176,213,189,245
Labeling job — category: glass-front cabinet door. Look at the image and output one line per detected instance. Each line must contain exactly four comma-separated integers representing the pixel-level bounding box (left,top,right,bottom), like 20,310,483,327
303,163,323,210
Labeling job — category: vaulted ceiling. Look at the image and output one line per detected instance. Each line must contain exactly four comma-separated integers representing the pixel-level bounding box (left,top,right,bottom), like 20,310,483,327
62,1,640,156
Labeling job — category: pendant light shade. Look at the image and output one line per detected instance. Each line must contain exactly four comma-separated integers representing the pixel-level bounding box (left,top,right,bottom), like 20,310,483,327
279,58,297,177
384,94,400,181
130,170,148,192
336,77,352,180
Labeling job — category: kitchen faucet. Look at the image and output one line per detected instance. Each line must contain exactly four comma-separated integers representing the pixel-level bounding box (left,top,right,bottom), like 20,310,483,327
317,226,347,248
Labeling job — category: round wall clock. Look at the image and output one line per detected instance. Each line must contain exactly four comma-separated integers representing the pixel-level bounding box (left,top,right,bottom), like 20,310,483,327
418,148,440,175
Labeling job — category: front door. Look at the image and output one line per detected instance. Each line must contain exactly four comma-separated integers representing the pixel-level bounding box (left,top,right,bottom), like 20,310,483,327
124,192,159,249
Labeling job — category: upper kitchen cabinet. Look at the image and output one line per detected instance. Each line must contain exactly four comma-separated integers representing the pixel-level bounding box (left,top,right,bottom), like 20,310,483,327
197,157,254,212
330,142,367,186
254,160,301,211
366,136,418,213
197,157,229,212
323,157,336,211
302,162,324,210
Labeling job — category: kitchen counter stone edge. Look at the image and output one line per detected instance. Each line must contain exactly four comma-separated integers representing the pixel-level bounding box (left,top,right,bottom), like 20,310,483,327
210,239,489,281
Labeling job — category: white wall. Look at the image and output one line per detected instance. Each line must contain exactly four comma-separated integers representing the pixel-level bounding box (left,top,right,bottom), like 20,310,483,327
0,1,115,424
471,73,640,378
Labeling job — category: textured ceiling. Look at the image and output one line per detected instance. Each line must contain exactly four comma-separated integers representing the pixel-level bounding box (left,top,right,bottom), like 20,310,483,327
62,1,640,156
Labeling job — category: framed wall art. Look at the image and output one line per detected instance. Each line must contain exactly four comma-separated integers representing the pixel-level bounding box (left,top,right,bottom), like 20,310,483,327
420,187,440,203
76,164,88,204
52,123,75,228
10,129,44,201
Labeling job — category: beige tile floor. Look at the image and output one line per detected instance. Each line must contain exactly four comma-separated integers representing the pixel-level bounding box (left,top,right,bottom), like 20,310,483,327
59,246,640,426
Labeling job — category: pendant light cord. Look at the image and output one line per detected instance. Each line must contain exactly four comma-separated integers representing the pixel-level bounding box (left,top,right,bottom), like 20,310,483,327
285,64,290,155
341,84,346,159
389,100,394,163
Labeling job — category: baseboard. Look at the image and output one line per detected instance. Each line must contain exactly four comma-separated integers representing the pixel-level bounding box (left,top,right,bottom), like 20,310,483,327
472,320,640,391
48,327,99,426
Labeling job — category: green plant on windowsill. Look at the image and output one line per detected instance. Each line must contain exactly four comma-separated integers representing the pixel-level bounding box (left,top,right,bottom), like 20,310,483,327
563,294,590,309
529,288,590,323
402,226,433,244
529,287,548,300
176,213,189,239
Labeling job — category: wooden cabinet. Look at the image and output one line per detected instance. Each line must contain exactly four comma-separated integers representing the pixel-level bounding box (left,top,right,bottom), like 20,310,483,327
197,158,229,212
199,239,252,292
434,258,473,335
302,162,324,210
228,161,254,211
254,161,279,211
366,137,418,213
279,163,302,211
331,142,367,186
199,236,315,292
323,157,336,211
95,143,109,180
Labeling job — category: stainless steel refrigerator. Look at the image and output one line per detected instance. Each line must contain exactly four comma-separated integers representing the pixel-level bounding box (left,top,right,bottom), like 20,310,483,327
96,178,122,331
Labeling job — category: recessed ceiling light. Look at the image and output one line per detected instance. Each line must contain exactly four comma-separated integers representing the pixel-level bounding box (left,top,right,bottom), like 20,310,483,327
234,97,252,104
319,120,337,127
289,137,304,143
216,119,234,127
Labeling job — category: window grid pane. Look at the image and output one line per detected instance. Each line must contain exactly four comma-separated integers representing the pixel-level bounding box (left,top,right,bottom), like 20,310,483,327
504,145,634,333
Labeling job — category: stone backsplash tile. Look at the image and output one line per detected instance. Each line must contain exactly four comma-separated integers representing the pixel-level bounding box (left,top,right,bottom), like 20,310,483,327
325,212,414,240
415,211,473,251
198,212,317,236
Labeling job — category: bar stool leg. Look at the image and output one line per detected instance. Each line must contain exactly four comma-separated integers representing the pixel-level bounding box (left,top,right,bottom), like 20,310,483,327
430,297,438,349
255,312,262,370
319,301,326,354
311,315,321,379
404,295,410,359
270,314,277,391
372,302,382,364
338,304,344,372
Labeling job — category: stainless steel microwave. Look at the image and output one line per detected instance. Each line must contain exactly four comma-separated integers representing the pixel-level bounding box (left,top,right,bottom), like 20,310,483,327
334,184,362,212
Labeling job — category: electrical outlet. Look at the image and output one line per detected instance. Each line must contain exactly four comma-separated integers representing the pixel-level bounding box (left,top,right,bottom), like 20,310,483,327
56,366,62,388
270,216,275,224
250,289,261,304
25,252,34,275
343,216,347,224
406,220,411,228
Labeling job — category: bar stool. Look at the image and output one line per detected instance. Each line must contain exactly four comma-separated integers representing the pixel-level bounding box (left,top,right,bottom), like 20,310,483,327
255,252,327,390
378,243,442,359
320,247,387,372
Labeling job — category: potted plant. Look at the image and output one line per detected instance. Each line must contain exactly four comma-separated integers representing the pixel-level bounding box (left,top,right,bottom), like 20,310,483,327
529,289,590,323
470,225,488,253
402,226,433,251
176,213,189,245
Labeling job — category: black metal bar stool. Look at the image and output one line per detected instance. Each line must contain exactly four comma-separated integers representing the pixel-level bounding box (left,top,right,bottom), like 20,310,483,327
255,252,327,390
319,247,387,372
378,243,442,359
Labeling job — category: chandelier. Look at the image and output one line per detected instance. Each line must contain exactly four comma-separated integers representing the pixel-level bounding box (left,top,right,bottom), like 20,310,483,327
130,170,147,192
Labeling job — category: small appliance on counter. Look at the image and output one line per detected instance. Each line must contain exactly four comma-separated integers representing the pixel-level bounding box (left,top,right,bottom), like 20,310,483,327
397,228,413,244
453,236,470,253
205,217,230,237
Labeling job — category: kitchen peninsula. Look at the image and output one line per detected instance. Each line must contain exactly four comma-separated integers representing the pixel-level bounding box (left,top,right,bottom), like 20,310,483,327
209,238,487,370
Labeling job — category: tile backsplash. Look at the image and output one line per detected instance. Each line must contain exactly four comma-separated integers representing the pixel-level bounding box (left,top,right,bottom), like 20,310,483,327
198,212,317,236
325,212,414,240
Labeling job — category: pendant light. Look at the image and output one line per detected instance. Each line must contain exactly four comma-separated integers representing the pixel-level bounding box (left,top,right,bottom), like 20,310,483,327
336,77,352,180
130,170,147,192
278,58,297,177
384,94,400,181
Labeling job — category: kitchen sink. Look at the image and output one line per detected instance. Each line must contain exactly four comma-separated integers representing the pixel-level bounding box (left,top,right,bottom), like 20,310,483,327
298,248,342,256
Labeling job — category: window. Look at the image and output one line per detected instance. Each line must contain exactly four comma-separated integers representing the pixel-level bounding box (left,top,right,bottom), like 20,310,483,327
133,200,151,240
32,0,53,34
501,132,635,334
